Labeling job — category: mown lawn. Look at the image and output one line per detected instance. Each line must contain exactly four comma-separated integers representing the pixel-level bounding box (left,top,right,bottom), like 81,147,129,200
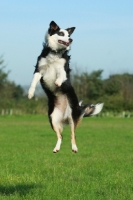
0,115,133,200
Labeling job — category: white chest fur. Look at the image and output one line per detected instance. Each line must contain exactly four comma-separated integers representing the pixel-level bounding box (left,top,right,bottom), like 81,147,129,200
28,53,67,99
38,54,67,91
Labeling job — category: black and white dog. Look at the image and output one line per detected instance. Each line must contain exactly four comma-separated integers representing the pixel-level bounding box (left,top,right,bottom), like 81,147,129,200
28,21,103,153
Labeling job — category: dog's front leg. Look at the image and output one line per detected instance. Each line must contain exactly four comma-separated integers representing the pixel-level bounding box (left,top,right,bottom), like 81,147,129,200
28,72,42,99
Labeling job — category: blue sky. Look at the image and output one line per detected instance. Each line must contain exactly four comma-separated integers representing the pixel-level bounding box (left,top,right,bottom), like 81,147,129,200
1,0,133,86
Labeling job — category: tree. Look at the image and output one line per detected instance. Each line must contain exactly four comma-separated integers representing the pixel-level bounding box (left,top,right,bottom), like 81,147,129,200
87,70,104,100
0,56,24,108
72,69,104,103
104,75,121,95
72,67,133,111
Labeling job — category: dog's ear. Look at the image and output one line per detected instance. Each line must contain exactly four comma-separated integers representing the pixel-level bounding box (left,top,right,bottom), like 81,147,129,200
49,21,60,35
66,27,76,36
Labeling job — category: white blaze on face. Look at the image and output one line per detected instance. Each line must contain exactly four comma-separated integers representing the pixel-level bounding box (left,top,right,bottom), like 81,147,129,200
47,29,71,51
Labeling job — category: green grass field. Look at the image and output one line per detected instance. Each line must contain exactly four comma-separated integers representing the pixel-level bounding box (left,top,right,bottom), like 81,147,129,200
0,115,133,200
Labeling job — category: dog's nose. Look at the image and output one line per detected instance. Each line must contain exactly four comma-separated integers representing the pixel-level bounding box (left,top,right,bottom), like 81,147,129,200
69,38,73,43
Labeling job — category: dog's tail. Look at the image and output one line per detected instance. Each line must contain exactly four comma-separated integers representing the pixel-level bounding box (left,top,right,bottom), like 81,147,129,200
80,102,104,117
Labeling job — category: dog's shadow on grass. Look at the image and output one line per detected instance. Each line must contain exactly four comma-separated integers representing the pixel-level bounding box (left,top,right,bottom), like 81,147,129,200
0,183,38,197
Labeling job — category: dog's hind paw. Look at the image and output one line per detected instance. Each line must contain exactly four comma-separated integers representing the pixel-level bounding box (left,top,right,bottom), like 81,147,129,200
53,148,59,153
53,139,62,153
72,144,78,153
53,146,60,153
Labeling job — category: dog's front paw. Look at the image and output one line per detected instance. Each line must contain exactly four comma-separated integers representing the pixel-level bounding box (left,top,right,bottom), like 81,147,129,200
28,87,35,99
55,78,62,87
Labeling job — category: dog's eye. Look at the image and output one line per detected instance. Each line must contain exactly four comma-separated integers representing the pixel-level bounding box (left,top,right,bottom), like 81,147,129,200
58,32,64,36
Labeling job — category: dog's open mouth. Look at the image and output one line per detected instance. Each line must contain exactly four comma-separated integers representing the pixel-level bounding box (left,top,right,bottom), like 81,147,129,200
58,40,70,46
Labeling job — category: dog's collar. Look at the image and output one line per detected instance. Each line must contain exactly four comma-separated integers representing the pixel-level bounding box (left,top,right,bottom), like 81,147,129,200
50,48,66,55
44,43,67,55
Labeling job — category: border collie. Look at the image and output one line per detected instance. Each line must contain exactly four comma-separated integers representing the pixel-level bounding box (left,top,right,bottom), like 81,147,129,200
28,21,103,153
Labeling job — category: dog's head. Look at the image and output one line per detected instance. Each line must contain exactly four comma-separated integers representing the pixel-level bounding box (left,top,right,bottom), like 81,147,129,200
45,21,75,51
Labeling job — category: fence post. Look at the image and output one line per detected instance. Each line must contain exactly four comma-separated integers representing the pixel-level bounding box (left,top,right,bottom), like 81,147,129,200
1,109,4,115
122,111,125,118
10,109,13,115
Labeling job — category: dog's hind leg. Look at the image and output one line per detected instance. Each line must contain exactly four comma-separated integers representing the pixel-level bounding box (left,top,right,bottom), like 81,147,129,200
69,118,78,153
50,108,63,153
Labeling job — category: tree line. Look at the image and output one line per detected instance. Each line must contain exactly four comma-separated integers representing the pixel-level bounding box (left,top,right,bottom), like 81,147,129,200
0,57,133,114
72,69,133,112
